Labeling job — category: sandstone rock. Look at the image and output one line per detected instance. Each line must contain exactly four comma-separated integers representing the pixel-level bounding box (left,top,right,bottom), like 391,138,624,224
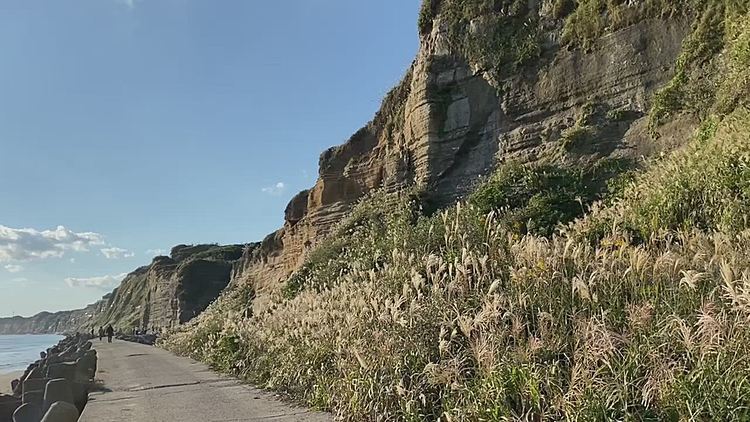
285,190,310,225
225,16,695,316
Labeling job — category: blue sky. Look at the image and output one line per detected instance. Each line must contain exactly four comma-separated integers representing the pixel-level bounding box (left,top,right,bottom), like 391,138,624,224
0,0,420,317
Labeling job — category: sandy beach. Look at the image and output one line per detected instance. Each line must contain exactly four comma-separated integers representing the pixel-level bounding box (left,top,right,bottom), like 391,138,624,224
0,371,22,395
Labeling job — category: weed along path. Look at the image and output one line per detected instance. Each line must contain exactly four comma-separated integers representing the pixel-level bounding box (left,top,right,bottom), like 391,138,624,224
79,341,332,421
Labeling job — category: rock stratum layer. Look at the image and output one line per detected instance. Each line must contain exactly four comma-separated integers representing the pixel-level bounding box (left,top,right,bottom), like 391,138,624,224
0,0,703,332
0,244,246,334
233,4,694,307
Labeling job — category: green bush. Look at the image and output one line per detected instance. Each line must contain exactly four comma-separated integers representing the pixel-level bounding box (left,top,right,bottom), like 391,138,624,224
468,162,622,236
579,107,750,241
418,0,439,35
552,0,576,19
560,125,594,151
562,0,697,48
649,1,749,132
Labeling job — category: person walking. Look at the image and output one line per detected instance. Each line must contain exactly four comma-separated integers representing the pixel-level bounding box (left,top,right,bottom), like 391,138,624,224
106,324,114,343
98,326,104,341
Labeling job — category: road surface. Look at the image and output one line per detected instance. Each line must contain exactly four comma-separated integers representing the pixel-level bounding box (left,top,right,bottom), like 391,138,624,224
80,340,332,422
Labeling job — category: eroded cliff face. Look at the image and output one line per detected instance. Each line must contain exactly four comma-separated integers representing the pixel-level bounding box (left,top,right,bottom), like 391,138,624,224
0,301,108,335
0,2,702,332
0,244,247,333
234,3,694,306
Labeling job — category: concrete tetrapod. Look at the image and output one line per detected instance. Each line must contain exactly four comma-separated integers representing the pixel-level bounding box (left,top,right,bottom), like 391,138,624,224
69,382,88,414
13,402,42,422
26,367,44,380
46,364,76,383
42,379,74,415
40,402,79,422
23,378,48,396
76,352,97,383
22,390,43,410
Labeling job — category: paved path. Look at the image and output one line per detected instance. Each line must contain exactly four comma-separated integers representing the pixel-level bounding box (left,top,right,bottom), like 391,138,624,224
80,340,332,422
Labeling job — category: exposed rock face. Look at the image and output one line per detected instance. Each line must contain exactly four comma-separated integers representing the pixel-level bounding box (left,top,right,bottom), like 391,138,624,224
0,244,246,334
89,244,247,329
285,190,310,226
0,5,700,332
233,13,694,305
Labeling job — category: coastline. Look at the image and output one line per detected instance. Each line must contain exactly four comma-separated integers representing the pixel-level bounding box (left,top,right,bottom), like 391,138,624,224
0,333,65,386
0,334,98,420
0,371,22,395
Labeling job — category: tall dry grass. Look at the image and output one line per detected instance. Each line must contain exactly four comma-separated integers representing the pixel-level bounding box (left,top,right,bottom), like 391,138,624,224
163,7,750,417
164,108,750,420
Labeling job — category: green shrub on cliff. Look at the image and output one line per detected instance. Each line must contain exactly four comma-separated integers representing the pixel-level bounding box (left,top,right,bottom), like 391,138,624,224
469,163,584,236
417,0,543,76
650,1,749,131
469,159,632,236
561,0,697,47
578,108,750,242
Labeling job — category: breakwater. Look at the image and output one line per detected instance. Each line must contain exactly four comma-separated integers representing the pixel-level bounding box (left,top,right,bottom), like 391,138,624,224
0,335,97,422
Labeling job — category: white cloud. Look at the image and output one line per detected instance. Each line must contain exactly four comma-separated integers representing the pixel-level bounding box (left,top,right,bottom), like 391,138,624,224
65,272,129,290
11,277,28,283
101,247,135,259
261,182,286,196
4,264,23,273
146,248,167,256
0,225,105,262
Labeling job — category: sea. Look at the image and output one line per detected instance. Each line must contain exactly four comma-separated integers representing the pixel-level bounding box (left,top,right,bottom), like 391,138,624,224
0,334,64,374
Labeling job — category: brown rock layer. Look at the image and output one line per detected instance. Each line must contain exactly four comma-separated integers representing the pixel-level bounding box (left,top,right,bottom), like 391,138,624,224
234,15,693,305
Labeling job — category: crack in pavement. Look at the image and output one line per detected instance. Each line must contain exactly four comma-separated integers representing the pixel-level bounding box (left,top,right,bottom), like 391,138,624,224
125,378,233,392
128,381,200,392
89,395,140,403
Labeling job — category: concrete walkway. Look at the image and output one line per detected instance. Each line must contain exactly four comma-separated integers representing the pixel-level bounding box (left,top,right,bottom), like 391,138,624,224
80,340,332,421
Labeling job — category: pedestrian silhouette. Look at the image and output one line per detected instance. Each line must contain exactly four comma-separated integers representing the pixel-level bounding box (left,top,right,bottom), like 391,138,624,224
106,324,114,343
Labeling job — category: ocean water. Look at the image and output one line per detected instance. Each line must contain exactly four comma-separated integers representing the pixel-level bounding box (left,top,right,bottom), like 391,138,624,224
0,334,64,374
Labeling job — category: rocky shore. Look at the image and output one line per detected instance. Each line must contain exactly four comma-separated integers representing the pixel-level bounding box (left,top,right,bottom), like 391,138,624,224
0,335,97,422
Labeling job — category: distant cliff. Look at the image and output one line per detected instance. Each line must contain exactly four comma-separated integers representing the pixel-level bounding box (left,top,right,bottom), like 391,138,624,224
0,243,248,334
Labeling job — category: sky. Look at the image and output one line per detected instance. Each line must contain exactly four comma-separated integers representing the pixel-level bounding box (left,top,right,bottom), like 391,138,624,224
0,0,420,317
